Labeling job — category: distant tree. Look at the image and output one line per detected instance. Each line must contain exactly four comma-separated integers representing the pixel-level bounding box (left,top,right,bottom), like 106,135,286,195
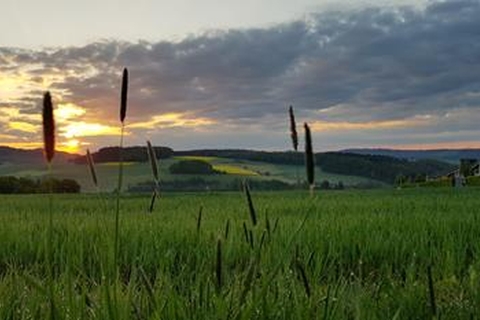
17,177,39,193
73,146,174,164
395,174,407,187
320,180,330,190
58,179,81,193
0,176,19,193
460,159,477,177
169,160,218,175
414,174,427,183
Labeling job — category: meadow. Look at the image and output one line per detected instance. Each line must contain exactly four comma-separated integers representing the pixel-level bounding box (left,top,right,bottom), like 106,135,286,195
0,187,479,319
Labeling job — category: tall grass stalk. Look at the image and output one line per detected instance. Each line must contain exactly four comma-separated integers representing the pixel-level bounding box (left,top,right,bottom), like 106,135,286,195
114,121,125,269
86,149,98,189
427,265,437,318
42,91,56,319
216,238,222,291
113,68,128,314
148,191,157,213
146,140,159,213
115,67,128,266
146,141,159,183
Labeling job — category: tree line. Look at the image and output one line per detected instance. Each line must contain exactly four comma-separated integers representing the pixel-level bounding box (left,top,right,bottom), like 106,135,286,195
0,176,80,194
73,146,174,164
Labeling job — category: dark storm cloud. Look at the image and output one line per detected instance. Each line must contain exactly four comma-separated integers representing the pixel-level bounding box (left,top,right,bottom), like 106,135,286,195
1,0,480,149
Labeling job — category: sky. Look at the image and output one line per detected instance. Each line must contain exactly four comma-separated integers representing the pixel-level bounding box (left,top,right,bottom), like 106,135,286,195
1,0,480,153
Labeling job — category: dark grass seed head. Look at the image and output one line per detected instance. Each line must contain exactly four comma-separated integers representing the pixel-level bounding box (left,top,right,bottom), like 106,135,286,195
42,92,55,163
304,122,315,187
120,68,129,123
289,105,298,152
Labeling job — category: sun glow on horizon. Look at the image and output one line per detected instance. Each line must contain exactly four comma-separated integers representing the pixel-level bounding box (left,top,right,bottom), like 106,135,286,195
60,122,121,139
58,139,82,153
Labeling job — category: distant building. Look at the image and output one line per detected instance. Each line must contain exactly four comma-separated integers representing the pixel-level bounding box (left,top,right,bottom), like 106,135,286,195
447,159,480,187
446,169,463,187
472,163,480,176
460,159,479,177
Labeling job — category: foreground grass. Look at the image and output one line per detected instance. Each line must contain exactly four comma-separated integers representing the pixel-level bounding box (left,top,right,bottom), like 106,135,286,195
0,188,479,319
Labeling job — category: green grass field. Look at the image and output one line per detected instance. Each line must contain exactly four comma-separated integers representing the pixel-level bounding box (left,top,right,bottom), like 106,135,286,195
1,188,480,319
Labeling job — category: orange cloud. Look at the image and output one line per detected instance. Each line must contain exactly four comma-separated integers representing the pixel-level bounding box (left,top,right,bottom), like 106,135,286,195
0,73,29,101
8,121,38,133
130,112,216,129
56,103,86,121
0,142,43,149
309,116,429,132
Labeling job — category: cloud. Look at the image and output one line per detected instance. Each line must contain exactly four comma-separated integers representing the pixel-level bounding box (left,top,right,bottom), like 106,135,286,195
1,0,480,150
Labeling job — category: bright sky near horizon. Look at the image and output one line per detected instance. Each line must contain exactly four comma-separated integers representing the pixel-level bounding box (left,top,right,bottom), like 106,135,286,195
1,0,479,154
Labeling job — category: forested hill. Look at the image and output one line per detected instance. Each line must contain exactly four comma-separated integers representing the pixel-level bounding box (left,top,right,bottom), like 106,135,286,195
0,146,455,185
175,149,455,184
344,148,480,163
72,146,174,164
0,146,76,164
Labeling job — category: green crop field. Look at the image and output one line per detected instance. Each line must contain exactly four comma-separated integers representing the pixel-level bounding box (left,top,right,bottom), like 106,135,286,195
1,188,480,319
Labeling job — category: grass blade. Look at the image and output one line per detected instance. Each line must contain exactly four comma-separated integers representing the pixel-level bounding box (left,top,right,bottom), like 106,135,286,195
224,219,230,240
295,259,311,298
243,180,257,226
243,222,249,244
196,206,203,234
427,265,437,318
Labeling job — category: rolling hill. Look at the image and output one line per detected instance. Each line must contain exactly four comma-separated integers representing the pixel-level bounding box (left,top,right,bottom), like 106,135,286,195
0,146,457,192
